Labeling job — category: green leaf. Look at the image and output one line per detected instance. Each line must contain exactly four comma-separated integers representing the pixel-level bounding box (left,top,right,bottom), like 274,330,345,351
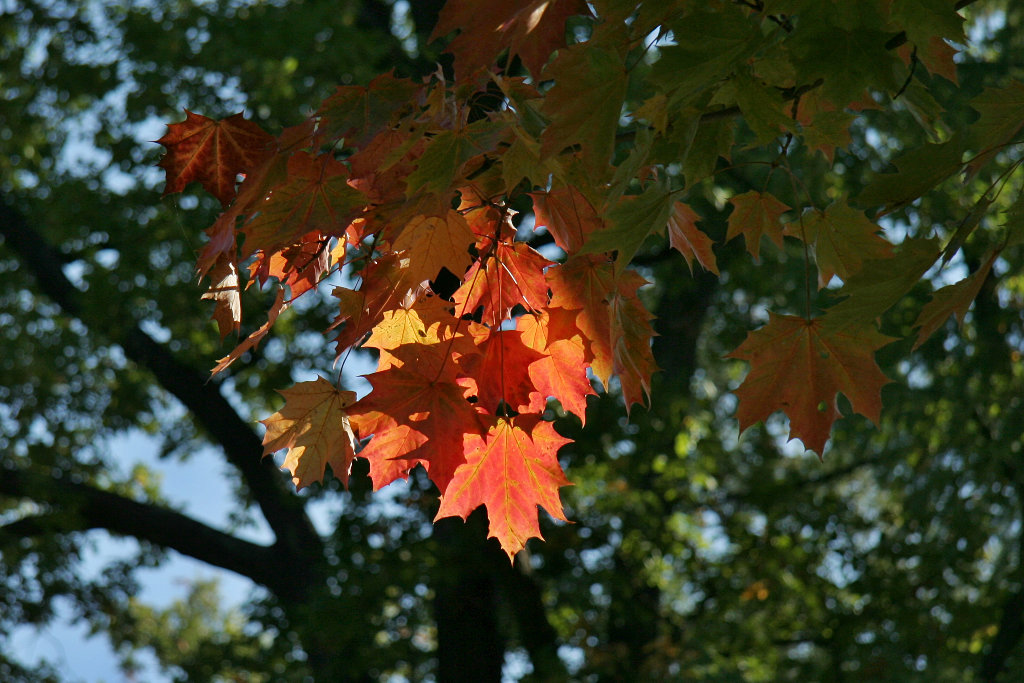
581,184,675,270
650,8,763,111
965,80,1024,176
406,120,507,197
790,25,899,105
681,115,734,186
822,237,941,332
317,74,421,148
540,44,628,174
786,201,894,286
713,72,793,144
912,249,998,349
890,0,966,48
855,133,966,211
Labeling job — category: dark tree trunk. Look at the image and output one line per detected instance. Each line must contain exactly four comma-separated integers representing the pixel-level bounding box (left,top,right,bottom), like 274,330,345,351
433,511,506,682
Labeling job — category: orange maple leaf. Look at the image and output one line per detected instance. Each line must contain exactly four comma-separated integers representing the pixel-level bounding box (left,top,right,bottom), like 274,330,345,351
518,310,596,423
547,254,658,411
531,186,604,254
330,253,422,353
261,377,358,490
666,201,719,275
157,110,274,206
248,231,332,300
726,314,894,455
436,415,572,559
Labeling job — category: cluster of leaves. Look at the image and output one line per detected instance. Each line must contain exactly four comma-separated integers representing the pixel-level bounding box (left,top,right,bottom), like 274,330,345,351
157,0,1024,557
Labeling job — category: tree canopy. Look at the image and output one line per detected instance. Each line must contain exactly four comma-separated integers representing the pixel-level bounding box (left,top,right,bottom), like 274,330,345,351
2,0,1024,681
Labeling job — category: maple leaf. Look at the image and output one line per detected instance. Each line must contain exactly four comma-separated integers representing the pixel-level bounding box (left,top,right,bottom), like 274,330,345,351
912,248,998,349
362,297,462,371
726,191,791,260
918,36,959,84
726,314,895,455
890,0,965,52
248,233,332,300
712,71,792,144
609,274,659,412
795,92,855,163
540,43,627,174
389,211,476,284
357,422,428,490
965,81,1024,178
436,415,572,559
317,73,422,148
212,288,288,376
431,0,589,80
241,152,367,257
158,110,274,206
261,377,358,490
194,145,292,278
405,120,509,198
201,254,242,339
459,328,546,414
530,186,604,254
666,201,719,275
350,367,486,492
823,237,941,333
346,128,424,204
330,253,422,353
518,310,596,423
453,240,553,326
548,254,657,410
856,133,966,211
582,184,675,271
785,201,894,287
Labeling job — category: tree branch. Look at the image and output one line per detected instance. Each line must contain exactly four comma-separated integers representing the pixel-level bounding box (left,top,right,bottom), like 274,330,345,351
0,197,325,590
0,466,289,592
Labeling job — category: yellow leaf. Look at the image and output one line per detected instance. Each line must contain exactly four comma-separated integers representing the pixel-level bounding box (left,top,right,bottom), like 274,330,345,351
261,377,358,490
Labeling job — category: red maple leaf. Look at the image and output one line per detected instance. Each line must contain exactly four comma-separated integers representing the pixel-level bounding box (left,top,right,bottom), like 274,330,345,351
458,328,546,414
436,415,572,559
157,110,274,206
350,364,486,492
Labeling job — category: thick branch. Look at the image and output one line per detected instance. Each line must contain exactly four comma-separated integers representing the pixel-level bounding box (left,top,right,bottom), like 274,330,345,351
0,197,324,581
0,466,289,591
